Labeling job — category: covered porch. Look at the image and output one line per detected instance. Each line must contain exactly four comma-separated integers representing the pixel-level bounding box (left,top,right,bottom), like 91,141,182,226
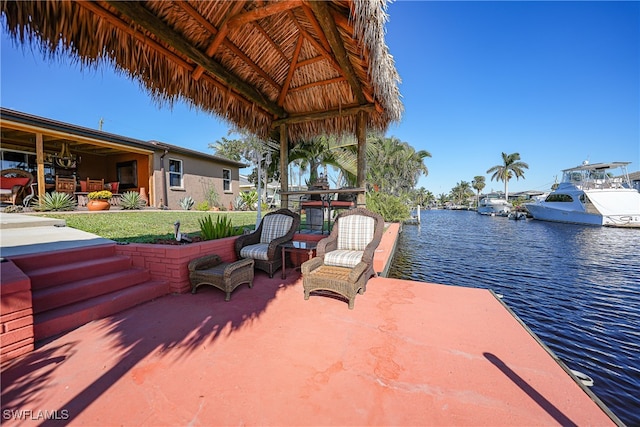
0,109,155,206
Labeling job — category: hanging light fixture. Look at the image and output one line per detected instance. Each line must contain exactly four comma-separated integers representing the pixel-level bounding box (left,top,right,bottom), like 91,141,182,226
50,141,77,168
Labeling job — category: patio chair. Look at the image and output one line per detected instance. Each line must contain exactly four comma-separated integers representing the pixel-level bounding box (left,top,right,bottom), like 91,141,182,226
235,208,300,278
86,178,104,192
0,169,34,206
301,208,384,309
55,175,76,195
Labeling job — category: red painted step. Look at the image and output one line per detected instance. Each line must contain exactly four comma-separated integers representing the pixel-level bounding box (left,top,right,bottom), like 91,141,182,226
25,256,134,290
34,280,169,341
32,268,152,313
11,244,117,271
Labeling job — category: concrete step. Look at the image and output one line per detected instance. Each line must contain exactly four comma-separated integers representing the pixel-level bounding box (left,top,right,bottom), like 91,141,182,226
24,255,134,290
10,244,117,272
32,268,152,313
34,280,169,341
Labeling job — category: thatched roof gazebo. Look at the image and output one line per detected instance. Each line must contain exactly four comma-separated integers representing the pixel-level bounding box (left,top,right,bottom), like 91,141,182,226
2,0,403,206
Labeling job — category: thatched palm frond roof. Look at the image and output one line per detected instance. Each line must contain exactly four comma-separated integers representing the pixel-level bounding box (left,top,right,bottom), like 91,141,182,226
2,0,403,145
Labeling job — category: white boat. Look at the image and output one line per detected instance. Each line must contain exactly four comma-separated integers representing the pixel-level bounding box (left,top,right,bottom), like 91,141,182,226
525,161,640,227
477,193,512,216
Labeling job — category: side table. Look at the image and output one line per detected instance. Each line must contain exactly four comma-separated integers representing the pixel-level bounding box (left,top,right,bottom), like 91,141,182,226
281,241,318,279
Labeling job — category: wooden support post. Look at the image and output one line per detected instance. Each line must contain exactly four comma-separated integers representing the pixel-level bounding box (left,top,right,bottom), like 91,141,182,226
356,111,367,207
280,124,289,209
35,133,45,201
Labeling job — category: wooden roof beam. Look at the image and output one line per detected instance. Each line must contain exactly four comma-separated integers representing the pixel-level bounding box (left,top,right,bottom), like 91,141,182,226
307,1,367,105
228,1,302,28
271,103,375,127
177,2,280,90
192,1,246,80
104,1,286,118
277,35,304,106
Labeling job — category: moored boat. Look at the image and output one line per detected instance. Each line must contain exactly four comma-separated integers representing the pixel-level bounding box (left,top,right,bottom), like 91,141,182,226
525,161,640,227
477,193,512,216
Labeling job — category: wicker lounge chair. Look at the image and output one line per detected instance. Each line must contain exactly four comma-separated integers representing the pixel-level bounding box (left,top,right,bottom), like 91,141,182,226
0,169,34,206
302,208,384,309
235,208,300,278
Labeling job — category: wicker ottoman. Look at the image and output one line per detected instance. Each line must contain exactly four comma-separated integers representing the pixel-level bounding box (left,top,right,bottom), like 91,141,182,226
188,255,254,301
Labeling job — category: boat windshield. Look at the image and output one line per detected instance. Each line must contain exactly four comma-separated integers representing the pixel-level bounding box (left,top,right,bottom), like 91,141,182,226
561,162,631,190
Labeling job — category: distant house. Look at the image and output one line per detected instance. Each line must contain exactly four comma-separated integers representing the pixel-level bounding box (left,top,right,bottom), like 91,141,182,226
0,108,245,209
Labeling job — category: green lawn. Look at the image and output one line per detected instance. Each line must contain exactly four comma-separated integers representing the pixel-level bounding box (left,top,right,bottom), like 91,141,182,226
35,211,259,243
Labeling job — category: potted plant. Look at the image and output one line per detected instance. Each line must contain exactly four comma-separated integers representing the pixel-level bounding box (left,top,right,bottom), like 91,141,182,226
87,190,112,211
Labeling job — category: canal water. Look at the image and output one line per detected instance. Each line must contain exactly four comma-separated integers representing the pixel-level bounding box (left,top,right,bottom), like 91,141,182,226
388,209,640,426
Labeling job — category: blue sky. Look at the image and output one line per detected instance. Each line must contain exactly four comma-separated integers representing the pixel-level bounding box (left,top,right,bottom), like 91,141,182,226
1,1,638,195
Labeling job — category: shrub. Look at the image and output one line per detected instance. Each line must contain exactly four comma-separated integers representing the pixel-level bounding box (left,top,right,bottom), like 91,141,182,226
239,190,258,211
198,215,243,241
119,191,145,210
195,201,209,211
3,205,23,213
366,192,410,222
88,190,113,200
34,191,77,212
179,196,195,210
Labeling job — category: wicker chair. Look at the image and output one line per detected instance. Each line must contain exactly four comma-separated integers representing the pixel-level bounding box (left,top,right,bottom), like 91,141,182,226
235,208,300,278
0,169,34,206
302,208,384,309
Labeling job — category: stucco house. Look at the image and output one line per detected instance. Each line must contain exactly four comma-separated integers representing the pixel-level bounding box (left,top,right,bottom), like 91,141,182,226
0,108,244,209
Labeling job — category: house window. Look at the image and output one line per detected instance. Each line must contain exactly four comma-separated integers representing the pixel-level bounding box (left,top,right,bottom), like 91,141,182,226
169,159,183,188
223,169,231,192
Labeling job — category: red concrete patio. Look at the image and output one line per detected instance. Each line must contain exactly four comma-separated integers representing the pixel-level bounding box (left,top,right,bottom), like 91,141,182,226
1,269,616,425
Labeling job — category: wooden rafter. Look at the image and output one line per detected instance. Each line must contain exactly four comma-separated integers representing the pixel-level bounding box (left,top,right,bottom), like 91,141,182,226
81,2,193,71
192,1,246,80
277,35,304,106
300,3,331,53
177,2,280,90
228,1,302,28
307,1,366,105
104,1,286,118
288,76,347,93
271,103,375,127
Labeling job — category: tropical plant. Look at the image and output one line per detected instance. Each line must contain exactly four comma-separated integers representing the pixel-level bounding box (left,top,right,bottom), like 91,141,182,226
198,215,243,241
289,134,358,186
450,181,474,206
486,152,529,201
88,190,112,200
204,184,220,208
366,191,411,222
179,196,195,210
472,176,486,207
239,190,258,211
195,201,209,211
34,191,77,211
119,191,145,210
367,135,431,196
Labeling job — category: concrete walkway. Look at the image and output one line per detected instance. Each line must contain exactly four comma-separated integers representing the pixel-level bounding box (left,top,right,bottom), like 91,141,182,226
0,213,113,258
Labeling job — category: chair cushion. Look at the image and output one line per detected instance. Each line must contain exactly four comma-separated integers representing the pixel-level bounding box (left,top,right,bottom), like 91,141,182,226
0,177,29,190
337,215,375,251
324,249,364,268
260,214,293,244
240,243,270,261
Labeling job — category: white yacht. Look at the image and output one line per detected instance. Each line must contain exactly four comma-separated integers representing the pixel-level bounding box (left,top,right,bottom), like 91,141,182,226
526,161,640,227
477,193,512,216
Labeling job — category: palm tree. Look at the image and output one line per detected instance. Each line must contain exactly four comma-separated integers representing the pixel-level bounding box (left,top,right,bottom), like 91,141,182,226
486,152,529,201
367,135,431,195
472,175,486,208
450,181,473,206
288,135,357,186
